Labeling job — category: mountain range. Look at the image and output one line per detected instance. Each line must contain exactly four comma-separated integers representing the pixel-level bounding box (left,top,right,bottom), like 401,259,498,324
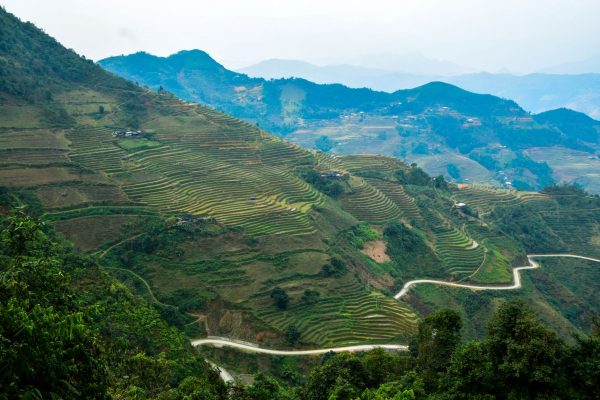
239,59,600,119
2,6,600,397
101,50,600,193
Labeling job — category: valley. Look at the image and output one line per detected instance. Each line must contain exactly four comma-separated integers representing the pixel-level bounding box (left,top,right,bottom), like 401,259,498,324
1,5,600,398
100,51,600,193
4,73,599,348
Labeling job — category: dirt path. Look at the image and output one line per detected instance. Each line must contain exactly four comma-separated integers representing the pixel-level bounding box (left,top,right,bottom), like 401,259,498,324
96,232,143,258
104,266,168,306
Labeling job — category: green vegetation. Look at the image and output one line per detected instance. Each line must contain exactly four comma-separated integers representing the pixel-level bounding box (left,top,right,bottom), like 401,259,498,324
117,137,162,151
224,303,600,400
0,210,226,399
271,287,290,310
99,51,600,193
348,224,380,248
2,6,600,387
300,168,347,198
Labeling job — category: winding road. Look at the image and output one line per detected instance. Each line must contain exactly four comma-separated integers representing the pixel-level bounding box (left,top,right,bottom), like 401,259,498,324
205,359,235,383
192,337,408,355
193,254,600,358
394,254,600,299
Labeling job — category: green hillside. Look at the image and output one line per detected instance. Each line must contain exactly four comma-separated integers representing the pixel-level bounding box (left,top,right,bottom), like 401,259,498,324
100,51,600,193
2,5,600,356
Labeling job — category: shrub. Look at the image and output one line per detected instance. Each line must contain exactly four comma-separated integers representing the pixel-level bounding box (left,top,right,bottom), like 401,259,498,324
270,287,290,310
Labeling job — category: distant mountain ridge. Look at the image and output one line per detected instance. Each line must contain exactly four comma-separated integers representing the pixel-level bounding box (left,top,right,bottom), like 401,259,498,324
3,9,600,393
100,50,600,192
239,59,600,119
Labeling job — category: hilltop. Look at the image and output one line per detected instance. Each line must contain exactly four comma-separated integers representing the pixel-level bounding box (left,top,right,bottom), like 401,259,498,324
239,60,600,120
1,5,600,364
100,51,600,193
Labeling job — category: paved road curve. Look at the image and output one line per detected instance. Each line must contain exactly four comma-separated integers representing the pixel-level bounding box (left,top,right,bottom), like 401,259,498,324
193,254,600,358
205,359,234,383
192,337,408,355
394,254,600,299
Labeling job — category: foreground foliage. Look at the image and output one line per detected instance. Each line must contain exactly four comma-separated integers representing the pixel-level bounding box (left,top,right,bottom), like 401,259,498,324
230,304,600,400
0,210,226,399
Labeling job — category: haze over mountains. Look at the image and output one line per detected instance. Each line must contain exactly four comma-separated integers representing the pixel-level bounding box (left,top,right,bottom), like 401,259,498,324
239,59,600,119
3,5,600,398
100,50,600,193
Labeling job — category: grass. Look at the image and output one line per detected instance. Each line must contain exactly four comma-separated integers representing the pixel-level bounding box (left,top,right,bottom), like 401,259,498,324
0,167,105,187
412,256,600,342
54,214,147,251
35,184,129,209
117,138,162,151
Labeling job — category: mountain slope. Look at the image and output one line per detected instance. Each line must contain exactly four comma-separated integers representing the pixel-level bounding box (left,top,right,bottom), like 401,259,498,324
238,60,600,120
2,6,600,355
100,51,600,192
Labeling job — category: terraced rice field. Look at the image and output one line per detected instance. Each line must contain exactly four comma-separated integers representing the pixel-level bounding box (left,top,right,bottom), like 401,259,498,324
121,143,322,236
433,227,485,279
255,278,417,346
67,126,129,173
365,178,422,221
340,177,403,222
10,100,328,237
452,185,522,214
541,209,600,258
5,89,581,348
337,154,408,176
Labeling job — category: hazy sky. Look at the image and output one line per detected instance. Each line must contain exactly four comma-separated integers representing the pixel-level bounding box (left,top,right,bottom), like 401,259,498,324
2,0,600,73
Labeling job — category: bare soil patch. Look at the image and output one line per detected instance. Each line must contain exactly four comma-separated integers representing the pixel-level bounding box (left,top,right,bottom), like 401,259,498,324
361,240,391,263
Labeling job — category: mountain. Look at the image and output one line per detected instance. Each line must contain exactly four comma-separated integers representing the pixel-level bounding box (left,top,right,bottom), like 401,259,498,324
533,107,600,143
238,59,436,90
353,52,473,75
239,61,600,119
541,54,600,74
100,51,600,193
239,59,387,81
449,72,600,119
3,6,600,396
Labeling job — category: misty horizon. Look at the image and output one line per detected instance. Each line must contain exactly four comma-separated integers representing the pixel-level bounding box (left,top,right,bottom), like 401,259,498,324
2,0,600,75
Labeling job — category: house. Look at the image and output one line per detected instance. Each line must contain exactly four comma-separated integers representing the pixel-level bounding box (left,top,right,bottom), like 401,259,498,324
320,171,345,179
113,129,142,138
453,202,467,209
176,214,209,226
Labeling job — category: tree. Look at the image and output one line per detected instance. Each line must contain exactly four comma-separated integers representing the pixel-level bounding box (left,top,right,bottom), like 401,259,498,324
416,309,462,390
321,257,347,277
442,340,494,398
315,135,333,152
433,175,447,189
303,354,370,400
566,323,600,399
98,105,105,114
0,210,108,399
485,300,567,399
240,373,295,400
271,287,290,310
447,163,461,180
285,325,301,345
302,289,320,305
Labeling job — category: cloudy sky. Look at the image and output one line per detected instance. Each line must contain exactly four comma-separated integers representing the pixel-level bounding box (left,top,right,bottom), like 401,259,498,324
2,0,599,73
